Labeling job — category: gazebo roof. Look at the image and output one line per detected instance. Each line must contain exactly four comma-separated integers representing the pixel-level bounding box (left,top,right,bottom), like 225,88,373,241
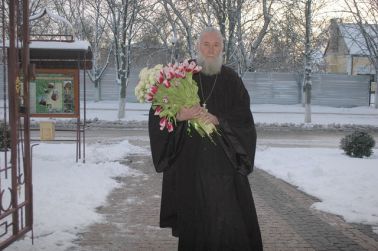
28,40,93,69
2,39,93,69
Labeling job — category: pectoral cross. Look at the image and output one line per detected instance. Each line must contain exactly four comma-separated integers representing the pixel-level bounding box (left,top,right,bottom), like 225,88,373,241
202,103,207,109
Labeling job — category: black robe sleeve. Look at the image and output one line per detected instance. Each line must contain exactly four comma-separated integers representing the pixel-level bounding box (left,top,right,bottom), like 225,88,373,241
217,70,257,176
148,107,186,172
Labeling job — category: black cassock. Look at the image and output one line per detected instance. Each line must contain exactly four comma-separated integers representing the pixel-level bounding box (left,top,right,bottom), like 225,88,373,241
148,65,263,251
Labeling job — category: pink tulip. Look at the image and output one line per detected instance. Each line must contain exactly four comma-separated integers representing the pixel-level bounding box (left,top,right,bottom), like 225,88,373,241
154,106,162,115
163,79,171,88
178,65,185,72
193,65,202,73
150,85,158,94
145,93,153,102
182,59,189,68
186,61,196,72
157,70,164,84
166,121,174,132
164,67,175,80
175,71,185,78
159,117,167,130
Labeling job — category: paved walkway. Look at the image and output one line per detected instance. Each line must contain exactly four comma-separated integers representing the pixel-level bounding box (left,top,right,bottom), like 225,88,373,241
70,138,378,251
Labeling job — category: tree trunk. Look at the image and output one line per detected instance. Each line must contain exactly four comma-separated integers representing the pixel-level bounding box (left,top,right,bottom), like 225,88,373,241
304,72,312,123
304,0,312,123
118,71,127,119
94,79,101,102
375,71,378,108
118,97,126,119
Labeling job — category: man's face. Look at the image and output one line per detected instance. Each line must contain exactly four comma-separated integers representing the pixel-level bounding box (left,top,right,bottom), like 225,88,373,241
198,32,223,61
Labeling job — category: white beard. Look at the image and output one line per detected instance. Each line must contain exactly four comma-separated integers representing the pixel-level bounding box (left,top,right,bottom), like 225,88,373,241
197,53,223,76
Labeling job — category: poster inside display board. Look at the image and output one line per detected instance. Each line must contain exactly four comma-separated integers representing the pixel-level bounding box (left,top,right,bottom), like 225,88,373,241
30,69,79,117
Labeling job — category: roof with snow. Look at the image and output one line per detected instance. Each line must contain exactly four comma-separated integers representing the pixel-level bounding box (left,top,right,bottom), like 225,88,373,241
2,39,92,69
29,40,93,69
1,8,92,69
29,40,91,50
338,23,378,55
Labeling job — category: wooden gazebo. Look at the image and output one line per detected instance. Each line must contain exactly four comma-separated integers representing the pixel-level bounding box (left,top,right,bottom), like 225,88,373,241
27,38,92,162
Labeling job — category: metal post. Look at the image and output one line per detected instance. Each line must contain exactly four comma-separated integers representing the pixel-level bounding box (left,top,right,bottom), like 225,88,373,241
22,0,32,229
83,55,87,163
8,0,20,236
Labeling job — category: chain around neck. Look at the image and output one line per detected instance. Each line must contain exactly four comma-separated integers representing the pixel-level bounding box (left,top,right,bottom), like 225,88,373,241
199,73,218,109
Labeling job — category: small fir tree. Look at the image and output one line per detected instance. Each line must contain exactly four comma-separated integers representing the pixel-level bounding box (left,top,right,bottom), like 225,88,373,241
340,130,375,158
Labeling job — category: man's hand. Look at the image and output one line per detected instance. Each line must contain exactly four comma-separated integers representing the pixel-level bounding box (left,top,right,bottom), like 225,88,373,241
199,111,219,125
176,104,219,126
176,104,203,121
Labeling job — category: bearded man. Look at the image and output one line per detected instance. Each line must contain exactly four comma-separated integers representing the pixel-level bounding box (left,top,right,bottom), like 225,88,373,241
149,27,263,251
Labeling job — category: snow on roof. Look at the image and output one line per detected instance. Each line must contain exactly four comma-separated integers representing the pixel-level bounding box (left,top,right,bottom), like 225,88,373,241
29,40,91,51
339,23,378,55
1,40,91,51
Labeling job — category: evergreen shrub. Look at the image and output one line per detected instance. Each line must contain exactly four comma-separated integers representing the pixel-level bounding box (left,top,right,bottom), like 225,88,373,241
340,130,375,158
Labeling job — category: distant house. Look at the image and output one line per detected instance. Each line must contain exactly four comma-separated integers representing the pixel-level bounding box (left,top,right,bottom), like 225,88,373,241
324,18,377,78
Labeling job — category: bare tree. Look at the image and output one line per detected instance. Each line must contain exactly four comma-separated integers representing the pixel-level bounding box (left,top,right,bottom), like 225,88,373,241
174,0,274,75
158,0,195,58
137,5,170,50
81,0,113,101
161,0,180,62
106,0,140,119
239,0,273,75
27,0,347,108
29,1,75,37
251,0,327,73
131,0,329,77
51,0,83,37
206,0,242,66
344,0,378,108
207,0,235,62
303,0,312,122
30,0,113,101
193,0,272,74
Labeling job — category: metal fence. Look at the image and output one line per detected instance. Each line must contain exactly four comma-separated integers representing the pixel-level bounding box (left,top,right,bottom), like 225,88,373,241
1,67,372,108
243,72,302,105
310,73,370,107
243,72,370,107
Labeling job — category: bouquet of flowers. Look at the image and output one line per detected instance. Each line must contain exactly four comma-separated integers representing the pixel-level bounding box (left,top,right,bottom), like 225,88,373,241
135,60,218,140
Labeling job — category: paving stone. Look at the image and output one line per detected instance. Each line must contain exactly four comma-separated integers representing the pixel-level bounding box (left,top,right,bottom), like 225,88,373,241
69,138,378,251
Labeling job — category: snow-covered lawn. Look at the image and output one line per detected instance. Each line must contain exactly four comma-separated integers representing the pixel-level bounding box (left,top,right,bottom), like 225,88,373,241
256,147,378,231
6,140,147,251
3,101,378,250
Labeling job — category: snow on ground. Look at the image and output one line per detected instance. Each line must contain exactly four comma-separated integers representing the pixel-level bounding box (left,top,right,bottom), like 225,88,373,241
255,147,378,227
6,140,148,251
2,101,378,250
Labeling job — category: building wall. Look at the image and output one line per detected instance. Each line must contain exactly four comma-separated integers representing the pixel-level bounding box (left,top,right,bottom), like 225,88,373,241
324,21,350,74
324,20,375,76
352,56,376,75
325,53,375,76
325,54,348,74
